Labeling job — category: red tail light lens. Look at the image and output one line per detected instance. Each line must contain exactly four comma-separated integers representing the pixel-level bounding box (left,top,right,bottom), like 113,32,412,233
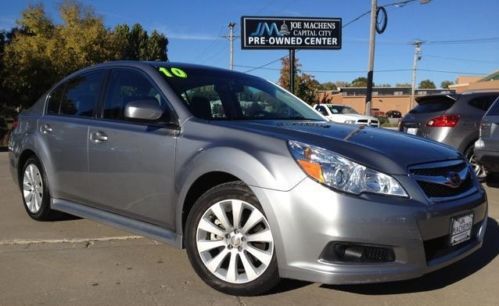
426,114,460,127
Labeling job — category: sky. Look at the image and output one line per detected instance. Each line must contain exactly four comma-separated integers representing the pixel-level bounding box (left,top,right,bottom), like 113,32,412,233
1,0,498,87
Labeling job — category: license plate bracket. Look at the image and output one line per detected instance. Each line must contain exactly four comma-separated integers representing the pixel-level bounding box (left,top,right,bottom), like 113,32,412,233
449,213,474,246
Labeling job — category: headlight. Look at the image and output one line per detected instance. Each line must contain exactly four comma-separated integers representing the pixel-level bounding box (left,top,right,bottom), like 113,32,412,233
344,120,356,124
288,140,408,197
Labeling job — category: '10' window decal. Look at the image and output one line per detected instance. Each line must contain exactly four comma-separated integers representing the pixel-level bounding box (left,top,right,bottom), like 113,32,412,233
159,67,188,78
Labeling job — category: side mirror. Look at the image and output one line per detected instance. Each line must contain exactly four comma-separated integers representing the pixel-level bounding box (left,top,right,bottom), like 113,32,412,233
124,98,164,121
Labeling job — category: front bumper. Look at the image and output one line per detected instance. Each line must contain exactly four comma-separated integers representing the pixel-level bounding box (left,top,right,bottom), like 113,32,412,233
251,177,487,285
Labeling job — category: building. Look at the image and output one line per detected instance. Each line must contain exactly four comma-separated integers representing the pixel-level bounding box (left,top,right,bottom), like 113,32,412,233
450,71,499,93
316,87,455,116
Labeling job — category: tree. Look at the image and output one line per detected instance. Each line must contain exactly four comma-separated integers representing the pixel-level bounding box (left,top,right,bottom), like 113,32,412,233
351,76,373,87
278,56,319,104
395,82,411,87
2,4,59,110
1,1,169,110
317,81,337,91
441,80,454,89
335,81,351,88
419,79,436,89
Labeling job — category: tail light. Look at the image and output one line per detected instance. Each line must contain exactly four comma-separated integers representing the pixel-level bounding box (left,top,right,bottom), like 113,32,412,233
426,114,460,127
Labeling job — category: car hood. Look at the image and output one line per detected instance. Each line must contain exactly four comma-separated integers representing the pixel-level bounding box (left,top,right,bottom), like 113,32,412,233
211,120,462,175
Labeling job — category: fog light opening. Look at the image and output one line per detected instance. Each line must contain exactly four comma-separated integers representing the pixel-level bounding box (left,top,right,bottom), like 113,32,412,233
321,242,395,263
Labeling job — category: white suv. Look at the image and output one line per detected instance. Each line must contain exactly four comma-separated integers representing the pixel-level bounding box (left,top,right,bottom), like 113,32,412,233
314,103,379,127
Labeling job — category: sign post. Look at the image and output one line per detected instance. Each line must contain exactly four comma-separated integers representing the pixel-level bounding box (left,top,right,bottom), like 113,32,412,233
241,16,342,94
289,49,295,93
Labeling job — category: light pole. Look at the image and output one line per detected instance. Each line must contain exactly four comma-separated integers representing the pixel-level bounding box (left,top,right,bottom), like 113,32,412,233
227,22,236,70
365,0,378,116
364,0,431,116
410,40,423,110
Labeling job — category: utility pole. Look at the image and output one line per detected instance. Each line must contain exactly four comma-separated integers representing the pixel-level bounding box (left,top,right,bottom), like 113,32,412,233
227,22,236,70
410,40,423,110
365,0,377,116
289,49,295,94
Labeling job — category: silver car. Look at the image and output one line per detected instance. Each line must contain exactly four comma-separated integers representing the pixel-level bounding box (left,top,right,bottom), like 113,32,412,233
399,92,499,178
475,97,499,183
8,62,487,295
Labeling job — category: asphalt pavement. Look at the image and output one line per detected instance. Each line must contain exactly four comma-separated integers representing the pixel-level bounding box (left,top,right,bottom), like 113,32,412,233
0,151,498,306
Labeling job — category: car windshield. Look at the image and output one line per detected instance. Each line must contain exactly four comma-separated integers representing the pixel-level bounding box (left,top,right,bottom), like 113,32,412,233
328,105,358,115
154,65,323,121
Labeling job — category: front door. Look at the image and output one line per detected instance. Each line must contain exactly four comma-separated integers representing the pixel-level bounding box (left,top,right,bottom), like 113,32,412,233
87,68,177,229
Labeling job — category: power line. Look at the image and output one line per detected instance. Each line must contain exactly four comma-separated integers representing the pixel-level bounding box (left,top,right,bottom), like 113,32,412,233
418,68,486,75
424,54,499,63
243,57,285,73
236,64,486,75
426,36,499,45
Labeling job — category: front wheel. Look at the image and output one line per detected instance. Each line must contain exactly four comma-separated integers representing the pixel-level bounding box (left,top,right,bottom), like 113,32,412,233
185,181,279,296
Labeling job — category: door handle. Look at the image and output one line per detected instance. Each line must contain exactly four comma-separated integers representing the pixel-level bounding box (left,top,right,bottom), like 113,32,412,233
40,124,53,134
90,131,108,143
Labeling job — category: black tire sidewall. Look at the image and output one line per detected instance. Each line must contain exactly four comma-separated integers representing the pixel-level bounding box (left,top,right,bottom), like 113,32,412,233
185,182,279,296
21,157,53,220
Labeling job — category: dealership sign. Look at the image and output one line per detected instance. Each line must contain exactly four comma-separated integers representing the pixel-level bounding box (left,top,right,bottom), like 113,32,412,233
241,16,342,49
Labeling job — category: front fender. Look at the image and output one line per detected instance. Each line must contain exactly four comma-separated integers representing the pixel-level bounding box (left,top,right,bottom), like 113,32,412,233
174,143,306,235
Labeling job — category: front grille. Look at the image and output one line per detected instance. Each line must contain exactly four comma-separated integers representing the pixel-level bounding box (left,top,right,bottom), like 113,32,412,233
356,119,379,127
418,175,474,198
412,162,467,176
410,161,476,200
424,221,482,262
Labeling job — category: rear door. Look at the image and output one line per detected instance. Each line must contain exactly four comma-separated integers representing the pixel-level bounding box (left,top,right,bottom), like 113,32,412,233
87,68,178,229
482,98,499,150
38,70,106,202
400,95,456,136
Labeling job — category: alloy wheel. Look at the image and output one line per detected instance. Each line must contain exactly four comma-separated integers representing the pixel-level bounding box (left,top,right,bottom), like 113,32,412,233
23,164,44,214
468,151,486,179
195,199,274,284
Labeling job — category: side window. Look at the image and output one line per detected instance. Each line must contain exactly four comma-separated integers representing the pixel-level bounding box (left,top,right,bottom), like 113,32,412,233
103,69,166,121
468,95,499,111
46,84,65,115
59,71,105,117
183,85,226,119
488,98,499,116
315,105,328,116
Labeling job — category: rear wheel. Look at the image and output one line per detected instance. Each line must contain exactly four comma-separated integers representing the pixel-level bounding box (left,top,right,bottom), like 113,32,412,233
185,181,279,296
465,145,486,180
21,157,57,220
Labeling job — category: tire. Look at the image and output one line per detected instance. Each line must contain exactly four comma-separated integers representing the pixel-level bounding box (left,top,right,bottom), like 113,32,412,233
21,156,57,221
486,173,499,188
185,181,280,296
465,144,486,180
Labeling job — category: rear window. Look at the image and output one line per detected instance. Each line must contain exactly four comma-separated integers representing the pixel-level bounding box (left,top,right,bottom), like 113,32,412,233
487,98,499,116
410,96,456,114
60,71,105,117
468,94,499,111
46,70,105,117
